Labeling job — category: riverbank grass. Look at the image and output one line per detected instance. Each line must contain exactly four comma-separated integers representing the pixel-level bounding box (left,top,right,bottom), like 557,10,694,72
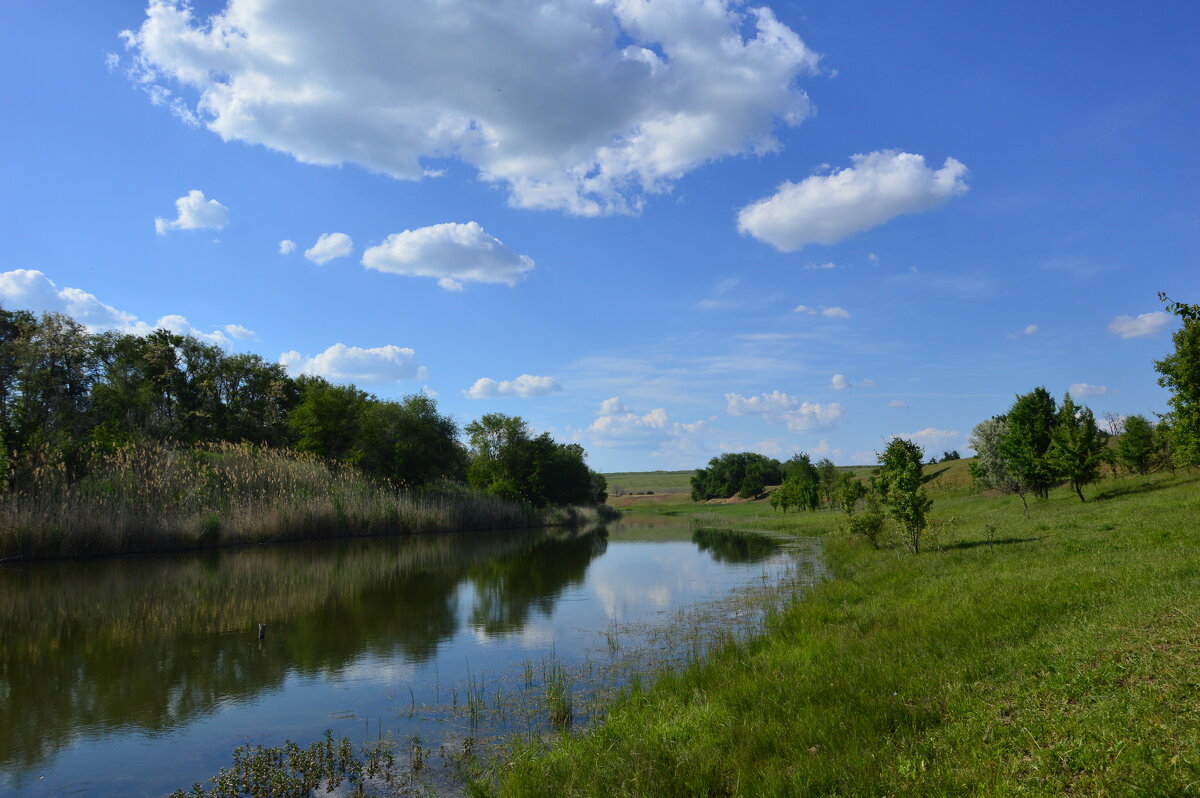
488,470,1200,796
0,441,541,560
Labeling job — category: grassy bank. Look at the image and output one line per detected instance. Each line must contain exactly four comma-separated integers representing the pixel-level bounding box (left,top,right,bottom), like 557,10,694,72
486,470,1200,796
0,441,549,560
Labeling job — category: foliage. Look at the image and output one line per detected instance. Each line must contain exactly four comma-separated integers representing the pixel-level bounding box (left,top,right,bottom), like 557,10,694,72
833,472,867,516
1115,414,1156,475
690,452,782,501
940,450,960,462
845,488,886,547
465,414,602,508
816,457,838,507
1045,393,1105,502
1154,304,1200,468
999,386,1058,504
877,437,933,553
967,416,1016,493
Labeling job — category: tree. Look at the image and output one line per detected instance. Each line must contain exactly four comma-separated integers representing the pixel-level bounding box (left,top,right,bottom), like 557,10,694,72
465,413,600,507
1115,414,1156,475
356,394,467,486
1154,296,1200,468
816,457,838,507
1046,393,1104,501
833,472,867,516
999,387,1058,511
877,437,933,553
288,377,371,462
940,450,960,462
968,416,1017,495
690,452,783,501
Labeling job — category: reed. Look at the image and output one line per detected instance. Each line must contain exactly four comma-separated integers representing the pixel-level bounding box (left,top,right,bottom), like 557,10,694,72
0,440,541,560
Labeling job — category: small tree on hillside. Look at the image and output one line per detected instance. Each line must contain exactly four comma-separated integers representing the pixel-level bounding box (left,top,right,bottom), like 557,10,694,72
878,437,933,553
1046,393,1105,501
1155,294,1200,468
816,457,838,508
999,387,1058,511
1115,414,1156,475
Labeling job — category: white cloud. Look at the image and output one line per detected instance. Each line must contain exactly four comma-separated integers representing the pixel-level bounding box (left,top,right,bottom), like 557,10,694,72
464,374,562,399
794,304,850,318
1007,323,1039,340
588,396,704,448
1069,383,1109,398
724,390,842,432
1108,311,1172,339
867,252,879,263
891,428,960,451
887,399,908,408
0,268,246,345
305,233,354,265
154,189,228,235
278,239,297,255
830,374,851,390
803,261,839,270
121,0,821,217
280,343,425,384
223,323,256,340
737,150,969,251
361,222,534,289
860,378,878,390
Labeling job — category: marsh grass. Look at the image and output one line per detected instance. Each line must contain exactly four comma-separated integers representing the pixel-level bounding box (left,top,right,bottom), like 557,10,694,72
0,441,542,559
487,471,1200,797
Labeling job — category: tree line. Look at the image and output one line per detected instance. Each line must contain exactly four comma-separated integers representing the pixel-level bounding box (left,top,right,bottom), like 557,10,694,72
0,307,605,508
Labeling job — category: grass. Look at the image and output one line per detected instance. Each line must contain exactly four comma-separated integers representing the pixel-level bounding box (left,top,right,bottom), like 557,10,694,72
0,440,558,560
484,469,1200,797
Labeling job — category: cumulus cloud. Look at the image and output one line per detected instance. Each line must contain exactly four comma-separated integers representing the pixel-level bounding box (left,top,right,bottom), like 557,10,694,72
795,304,850,318
361,222,534,290
464,374,562,399
278,239,297,255
154,189,228,235
737,150,969,251
305,233,354,265
0,268,248,345
1108,311,1172,339
280,343,425,384
725,390,842,432
1069,383,1110,398
830,374,851,391
120,0,820,216
588,397,704,447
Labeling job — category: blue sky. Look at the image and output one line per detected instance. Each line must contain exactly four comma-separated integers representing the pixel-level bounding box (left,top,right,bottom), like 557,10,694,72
1,0,1196,471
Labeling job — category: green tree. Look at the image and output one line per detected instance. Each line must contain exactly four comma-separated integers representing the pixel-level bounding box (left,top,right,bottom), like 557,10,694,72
465,413,599,507
833,471,867,516
1046,393,1104,501
999,387,1058,513
1115,414,1156,475
356,394,467,486
288,377,371,462
690,452,782,501
816,457,837,508
877,437,933,553
1154,297,1200,468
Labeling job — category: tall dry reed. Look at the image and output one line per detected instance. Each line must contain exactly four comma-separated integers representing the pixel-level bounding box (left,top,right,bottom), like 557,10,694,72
0,441,539,559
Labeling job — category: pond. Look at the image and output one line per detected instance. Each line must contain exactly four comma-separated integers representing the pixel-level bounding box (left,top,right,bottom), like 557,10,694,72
0,517,822,796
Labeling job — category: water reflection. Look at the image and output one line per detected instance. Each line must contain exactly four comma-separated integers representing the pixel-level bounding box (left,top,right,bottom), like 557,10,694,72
0,527,605,774
692,527,780,564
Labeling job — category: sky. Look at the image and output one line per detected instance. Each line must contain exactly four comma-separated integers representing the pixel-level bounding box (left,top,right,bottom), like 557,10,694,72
1,0,1197,471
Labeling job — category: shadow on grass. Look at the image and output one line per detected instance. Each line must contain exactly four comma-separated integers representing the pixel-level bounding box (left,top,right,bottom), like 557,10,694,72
943,536,1040,551
1092,479,1177,502
921,467,949,485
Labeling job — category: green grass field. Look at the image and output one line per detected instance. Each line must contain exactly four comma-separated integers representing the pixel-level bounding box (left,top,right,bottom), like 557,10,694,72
485,468,1200,796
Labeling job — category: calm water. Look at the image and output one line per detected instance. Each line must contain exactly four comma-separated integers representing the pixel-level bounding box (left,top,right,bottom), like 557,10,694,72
0,518,816,796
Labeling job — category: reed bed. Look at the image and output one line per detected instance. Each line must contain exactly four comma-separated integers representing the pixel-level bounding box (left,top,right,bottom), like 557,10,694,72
0,441,541,560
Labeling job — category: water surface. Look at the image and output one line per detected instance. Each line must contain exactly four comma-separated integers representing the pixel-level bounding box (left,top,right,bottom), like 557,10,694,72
0,518,813,796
